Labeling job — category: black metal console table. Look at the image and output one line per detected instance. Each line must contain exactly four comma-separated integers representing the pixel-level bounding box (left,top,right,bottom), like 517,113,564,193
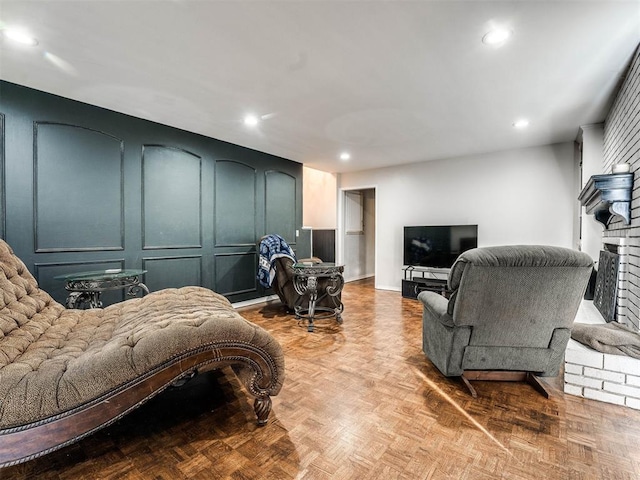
55,269,149,309
401,265,450,299
292,262,344,332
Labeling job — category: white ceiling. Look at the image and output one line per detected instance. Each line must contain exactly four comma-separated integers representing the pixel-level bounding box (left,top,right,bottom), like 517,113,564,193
0,1,639,173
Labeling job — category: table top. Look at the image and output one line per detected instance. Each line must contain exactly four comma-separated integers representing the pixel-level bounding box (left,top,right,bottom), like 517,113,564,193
292,262,343,273
54,269,147,282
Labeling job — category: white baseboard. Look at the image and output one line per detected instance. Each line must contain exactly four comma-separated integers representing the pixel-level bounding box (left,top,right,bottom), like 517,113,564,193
230,277,400,309
344,273,375,283
232,294,279,309
376,285,401,292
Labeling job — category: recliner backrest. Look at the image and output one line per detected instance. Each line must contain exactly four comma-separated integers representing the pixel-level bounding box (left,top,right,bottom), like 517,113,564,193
446,245,593,348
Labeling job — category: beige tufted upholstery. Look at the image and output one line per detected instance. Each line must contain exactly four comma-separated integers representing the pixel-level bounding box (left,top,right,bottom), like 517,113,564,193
0,238,284,464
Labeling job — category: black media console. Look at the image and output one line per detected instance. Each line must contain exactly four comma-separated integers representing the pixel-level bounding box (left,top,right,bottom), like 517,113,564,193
401,266,449,299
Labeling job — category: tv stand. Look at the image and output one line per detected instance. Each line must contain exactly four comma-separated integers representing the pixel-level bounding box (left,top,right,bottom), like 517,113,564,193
402,266,449,299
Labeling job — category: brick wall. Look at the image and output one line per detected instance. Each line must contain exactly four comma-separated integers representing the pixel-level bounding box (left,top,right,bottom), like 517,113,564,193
567,45,640,409
603,45,640,331
565,302,640,410
565,350,640,410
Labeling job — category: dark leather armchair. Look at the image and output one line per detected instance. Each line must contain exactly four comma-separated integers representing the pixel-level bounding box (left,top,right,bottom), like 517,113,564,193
418,245,593,397
258,235,340,314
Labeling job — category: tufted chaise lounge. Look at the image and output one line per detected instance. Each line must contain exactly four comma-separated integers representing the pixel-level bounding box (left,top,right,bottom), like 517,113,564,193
0,239,284,467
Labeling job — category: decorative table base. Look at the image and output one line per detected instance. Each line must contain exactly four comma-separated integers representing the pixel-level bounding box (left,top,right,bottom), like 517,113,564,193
292,263,344,332
55,269,149,309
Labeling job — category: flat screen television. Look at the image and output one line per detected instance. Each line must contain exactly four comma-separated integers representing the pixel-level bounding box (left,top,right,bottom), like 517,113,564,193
403,225,478,268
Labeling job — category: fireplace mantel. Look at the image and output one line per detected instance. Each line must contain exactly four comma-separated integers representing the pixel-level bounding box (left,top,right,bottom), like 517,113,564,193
578,173,633,228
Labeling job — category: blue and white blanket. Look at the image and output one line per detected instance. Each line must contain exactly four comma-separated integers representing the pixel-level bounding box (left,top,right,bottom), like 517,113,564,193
257,234,296,288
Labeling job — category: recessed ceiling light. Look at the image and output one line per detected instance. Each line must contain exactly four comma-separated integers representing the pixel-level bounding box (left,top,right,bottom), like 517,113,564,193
482,28,511,46
243,114,259,127
340,152,351,161
513,119,530,129
2,27,38,46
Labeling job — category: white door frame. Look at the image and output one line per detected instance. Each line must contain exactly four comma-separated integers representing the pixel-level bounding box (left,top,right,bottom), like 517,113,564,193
337,185,378,285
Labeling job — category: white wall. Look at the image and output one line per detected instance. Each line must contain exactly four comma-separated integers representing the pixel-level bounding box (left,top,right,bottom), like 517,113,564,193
579,124,605,264
303,166,337,229
338,142,578,291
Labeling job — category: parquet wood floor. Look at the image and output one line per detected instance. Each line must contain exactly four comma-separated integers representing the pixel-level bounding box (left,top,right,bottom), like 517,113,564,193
3,278,640,479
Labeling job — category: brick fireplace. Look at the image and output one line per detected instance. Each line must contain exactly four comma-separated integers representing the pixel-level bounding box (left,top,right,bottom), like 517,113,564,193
564,239,639,410
565,299,640,410
564,45,640,410
600,238,632,325
600,44,640,333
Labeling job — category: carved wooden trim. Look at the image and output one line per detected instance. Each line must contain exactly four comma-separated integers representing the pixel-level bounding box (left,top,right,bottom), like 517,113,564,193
0,342,280,467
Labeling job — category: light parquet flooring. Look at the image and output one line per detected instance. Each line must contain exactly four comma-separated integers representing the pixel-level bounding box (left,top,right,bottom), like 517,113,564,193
3,278,640,479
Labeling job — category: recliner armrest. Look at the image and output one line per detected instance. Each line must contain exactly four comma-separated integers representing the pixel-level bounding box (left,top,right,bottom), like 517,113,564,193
417,291,454,327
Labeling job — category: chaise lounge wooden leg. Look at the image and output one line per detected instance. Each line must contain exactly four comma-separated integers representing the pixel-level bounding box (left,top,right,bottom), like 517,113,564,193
254,396,273,426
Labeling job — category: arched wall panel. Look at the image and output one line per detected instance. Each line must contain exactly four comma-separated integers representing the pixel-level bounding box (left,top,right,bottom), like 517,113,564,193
142,145,202,249
215,160,256,246
34,122,124,252
265,170,296,245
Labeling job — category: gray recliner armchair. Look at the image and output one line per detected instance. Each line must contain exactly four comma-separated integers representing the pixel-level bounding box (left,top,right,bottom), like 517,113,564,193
418,245,593,397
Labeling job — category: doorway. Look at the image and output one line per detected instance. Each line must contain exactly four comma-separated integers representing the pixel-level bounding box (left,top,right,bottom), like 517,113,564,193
339,187,376,283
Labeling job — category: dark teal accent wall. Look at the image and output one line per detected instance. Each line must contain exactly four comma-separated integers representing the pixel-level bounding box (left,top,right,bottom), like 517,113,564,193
0,113,4,239
0,80,303,305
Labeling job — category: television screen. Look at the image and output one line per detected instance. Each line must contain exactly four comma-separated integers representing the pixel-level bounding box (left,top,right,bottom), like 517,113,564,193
403,225,478,268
